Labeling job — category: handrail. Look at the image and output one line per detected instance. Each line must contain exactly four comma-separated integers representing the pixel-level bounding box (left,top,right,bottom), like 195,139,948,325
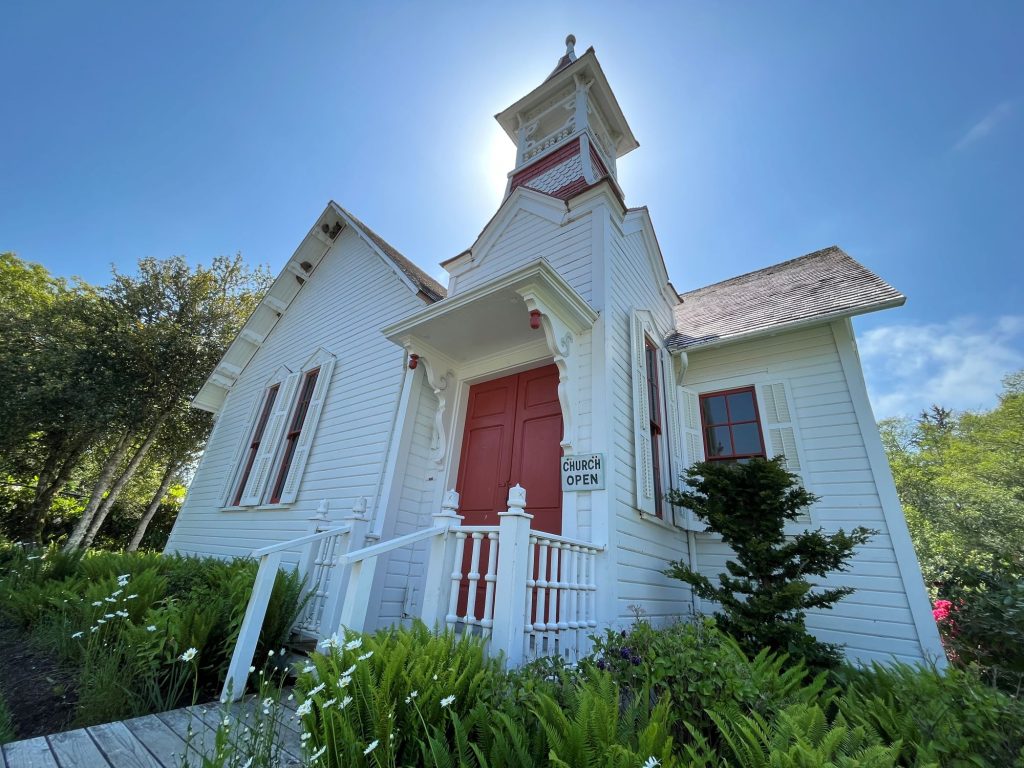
529,530,606,551
339,524,449,565
251,525,352,557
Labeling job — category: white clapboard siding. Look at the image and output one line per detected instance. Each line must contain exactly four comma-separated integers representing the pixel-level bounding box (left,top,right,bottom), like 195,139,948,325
448,206,594,302
220,391,263,506
606,212,693,625
164,226,427,561
239,372,300,506
683,323,932,664
757,381,811,523
630,311,655,516
276,357,336,504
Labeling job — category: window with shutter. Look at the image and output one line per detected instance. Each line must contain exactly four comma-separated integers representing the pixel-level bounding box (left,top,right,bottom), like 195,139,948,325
238,371,302,506
630,310,677,520
271,352,336,505
698,387,766,462
231,385,279,506
757,381,811,523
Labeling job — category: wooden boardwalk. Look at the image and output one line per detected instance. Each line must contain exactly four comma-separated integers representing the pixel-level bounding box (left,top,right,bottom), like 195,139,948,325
0,691,304,768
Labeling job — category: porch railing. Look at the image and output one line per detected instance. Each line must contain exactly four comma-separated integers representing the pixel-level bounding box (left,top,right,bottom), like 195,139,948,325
222,486,604,700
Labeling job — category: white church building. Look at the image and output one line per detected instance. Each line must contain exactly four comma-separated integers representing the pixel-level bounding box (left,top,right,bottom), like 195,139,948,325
164,38,944,689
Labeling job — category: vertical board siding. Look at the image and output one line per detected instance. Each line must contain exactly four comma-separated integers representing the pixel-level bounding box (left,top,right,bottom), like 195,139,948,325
449,209,593,302
165,228,428,561
684,325,925,664
606,220,692,625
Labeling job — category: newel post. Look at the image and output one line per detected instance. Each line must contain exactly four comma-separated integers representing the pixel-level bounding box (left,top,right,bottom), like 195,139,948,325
420,490,463,630
331,497,373,635
490,485,533,667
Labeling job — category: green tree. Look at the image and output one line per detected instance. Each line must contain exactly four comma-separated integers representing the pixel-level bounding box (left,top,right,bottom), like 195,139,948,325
880,372,1024,584
664,457,874,668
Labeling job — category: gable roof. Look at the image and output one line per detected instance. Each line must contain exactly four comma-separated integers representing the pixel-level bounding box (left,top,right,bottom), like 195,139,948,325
192,202,444,413
667,246,905,351
332,204,446,302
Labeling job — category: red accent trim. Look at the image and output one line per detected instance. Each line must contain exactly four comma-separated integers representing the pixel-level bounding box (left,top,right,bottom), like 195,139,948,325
529,309,542,330
408,354,419,370
698,386,767,462
509,137,582,192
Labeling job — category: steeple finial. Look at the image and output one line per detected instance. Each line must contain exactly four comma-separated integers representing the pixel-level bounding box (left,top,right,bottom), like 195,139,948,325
565,34,577,61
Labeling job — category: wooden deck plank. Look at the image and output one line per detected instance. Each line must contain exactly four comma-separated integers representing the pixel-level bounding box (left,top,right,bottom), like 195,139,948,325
192,701,303,766
46,729,110,768
153,708,217,762
86,722,163,768
121,716,190,768
2,736,60,768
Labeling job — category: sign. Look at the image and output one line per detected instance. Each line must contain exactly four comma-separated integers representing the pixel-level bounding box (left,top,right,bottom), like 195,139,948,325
561,453,605,491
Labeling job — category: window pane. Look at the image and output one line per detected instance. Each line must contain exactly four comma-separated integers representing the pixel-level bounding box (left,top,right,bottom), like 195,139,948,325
701,395,728,425
705,425,733,457
726,391,756,422
731,422,764,456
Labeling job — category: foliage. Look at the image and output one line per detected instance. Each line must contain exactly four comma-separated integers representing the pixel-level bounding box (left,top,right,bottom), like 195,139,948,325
0,251,270,548
0,688,14,745
664,457,875,669
590,617,827,734
0,544,302,727
282,622,1024,768
837,661,1024,766
881,374,1024,688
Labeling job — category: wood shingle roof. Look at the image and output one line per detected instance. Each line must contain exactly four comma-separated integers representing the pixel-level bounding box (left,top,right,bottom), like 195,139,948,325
668,246,905,350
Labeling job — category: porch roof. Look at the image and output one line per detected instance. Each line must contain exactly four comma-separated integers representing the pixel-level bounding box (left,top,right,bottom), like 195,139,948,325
382,260,597,367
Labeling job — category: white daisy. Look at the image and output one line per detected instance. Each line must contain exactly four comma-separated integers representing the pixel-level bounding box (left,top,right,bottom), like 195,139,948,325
363,740,379,755
344,638,362,651
179,647,198,662
440,695,455,708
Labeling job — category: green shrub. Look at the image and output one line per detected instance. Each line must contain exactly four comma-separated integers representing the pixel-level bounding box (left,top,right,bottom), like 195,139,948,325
590,617,827,734
665,457,875,670
837,662,1024,766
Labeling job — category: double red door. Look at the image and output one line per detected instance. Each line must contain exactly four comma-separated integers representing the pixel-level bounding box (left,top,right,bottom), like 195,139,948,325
454,365,563,619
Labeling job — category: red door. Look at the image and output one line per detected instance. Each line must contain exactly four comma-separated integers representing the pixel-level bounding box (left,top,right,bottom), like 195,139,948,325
455,365,563,619
455,364,563,533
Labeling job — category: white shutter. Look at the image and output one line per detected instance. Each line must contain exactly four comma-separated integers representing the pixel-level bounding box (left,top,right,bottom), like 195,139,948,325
220,393,262,506
276,357,336,504
679,387,706,531
630,312,655,515
659,349,684,525
757,381,811,523
239,372,301,506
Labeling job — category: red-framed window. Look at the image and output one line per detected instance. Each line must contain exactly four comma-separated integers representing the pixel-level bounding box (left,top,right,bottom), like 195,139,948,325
645,340,665,518
269,368,320,504
699,386,766,462
232,385,280,506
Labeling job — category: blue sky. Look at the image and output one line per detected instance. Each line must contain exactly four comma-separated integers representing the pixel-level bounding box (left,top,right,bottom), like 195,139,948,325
2,2,1021,419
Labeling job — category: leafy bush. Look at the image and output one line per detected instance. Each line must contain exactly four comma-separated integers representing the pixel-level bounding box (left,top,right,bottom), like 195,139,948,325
837,661,1024,766
590,617,826,734
665,457,875,670
0,545,303,727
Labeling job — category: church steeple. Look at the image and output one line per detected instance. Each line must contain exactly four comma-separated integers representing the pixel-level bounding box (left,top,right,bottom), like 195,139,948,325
494,36,639,200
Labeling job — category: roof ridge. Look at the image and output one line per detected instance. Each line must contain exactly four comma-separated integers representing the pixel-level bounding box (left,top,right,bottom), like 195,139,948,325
331,203,447,301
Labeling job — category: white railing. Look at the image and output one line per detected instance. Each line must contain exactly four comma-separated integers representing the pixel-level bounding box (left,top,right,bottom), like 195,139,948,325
222,486,605,700
524,530,601,661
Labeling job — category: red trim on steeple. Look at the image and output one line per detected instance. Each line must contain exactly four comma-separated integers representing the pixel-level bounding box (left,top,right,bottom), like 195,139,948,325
509,137,583,192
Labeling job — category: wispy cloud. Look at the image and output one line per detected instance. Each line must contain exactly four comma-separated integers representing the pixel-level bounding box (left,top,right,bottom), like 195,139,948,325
858,315,1024,418
953,100,1014,151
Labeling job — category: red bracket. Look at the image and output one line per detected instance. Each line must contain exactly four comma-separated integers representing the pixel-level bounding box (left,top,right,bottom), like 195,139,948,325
529,309,542,330
408,354,419,369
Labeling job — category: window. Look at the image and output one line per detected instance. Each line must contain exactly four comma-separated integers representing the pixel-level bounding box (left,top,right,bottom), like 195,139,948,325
645,340,665,518
269,367,320,504
699,387,766,462
232,385,280,506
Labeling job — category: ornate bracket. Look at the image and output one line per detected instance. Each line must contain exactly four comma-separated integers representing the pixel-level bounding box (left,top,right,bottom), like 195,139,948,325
517,287,579,451
398,335,457,468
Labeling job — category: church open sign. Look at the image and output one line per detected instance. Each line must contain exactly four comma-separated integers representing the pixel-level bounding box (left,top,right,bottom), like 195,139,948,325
561,453,605,491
